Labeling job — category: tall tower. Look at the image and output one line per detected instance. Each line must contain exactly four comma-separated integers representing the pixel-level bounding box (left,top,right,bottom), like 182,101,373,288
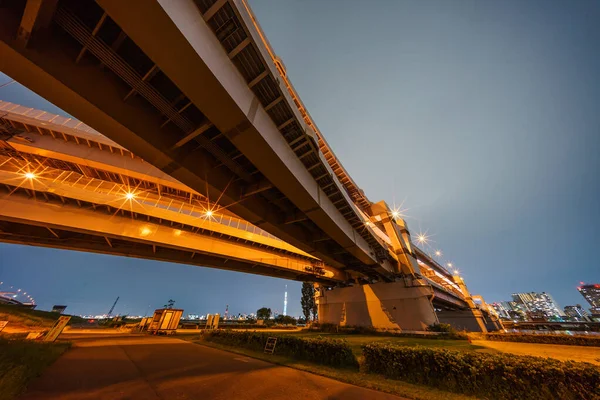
283,285,288,316
578,284,600,315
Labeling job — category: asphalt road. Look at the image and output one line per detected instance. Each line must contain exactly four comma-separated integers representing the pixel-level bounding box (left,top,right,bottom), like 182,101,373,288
20,335,405,400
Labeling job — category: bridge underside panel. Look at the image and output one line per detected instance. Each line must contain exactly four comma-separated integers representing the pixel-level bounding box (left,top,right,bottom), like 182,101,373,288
0,0,480,311
0,192,342,283
98,0,379,266
0,0,388,274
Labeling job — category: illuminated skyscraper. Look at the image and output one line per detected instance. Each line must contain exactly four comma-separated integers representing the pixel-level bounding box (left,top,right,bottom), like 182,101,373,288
490,302,510,319
578,284,600,315
563,305,588,320
511,292,564,319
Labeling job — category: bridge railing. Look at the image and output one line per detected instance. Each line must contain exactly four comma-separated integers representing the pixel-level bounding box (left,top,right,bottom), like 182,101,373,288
0,151,287,247
0,101,112,144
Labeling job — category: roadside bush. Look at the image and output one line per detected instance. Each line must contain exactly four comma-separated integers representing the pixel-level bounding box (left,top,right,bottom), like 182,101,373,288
312,323,340,333
363,344,600,400
426,322,454,333
313,323,468,339
203,330,358,369
200,324,297,330
485,332,600,347
396,331,468,340
425,323,468,340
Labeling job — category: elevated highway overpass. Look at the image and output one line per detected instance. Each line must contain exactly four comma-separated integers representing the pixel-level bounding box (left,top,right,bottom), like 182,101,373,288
0,0,501,331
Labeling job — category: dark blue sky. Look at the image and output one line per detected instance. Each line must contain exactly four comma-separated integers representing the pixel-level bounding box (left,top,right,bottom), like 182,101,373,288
1,0,599,316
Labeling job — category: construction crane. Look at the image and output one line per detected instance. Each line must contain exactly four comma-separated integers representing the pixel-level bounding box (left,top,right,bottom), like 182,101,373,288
107,296,119,317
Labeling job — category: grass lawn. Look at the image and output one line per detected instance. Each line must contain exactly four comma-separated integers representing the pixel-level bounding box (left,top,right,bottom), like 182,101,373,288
181,331,483,399
193,338,477,400
0,337,70,400
0,304,87,331
269,331,491,358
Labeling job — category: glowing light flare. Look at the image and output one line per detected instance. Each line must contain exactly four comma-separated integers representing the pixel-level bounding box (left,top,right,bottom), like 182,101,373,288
140,226,153,237
200,203,221,220
416,232,429,245
24,172,36,179
454,270,459,275
447,262,453,268
125,192,135,200
435,250,442,257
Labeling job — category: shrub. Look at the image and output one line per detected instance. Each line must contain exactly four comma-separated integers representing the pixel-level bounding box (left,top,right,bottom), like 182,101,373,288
426,322,455,333
203,330,358,369
423,323,469,340
312,323,469,340
313,323,340,333
202,324,297,330
363,344,600,400
485,333,600,347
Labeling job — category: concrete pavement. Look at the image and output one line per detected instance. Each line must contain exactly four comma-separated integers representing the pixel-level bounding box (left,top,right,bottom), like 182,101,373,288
20,335,405,400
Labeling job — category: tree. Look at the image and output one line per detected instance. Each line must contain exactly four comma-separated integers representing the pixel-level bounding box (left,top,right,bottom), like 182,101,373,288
164,299,175,309
256,307,271,320
301,282,315,321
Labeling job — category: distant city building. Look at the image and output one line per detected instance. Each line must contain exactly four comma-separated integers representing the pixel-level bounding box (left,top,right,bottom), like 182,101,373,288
578,283,600,315
493,301,528,321
490,302,510,319
564,304,589,320
511,292,564,320
51,305,67,314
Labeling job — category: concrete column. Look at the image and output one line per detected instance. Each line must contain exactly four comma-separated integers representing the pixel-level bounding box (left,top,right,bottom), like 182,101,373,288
317,280,438,331
436,309,488,332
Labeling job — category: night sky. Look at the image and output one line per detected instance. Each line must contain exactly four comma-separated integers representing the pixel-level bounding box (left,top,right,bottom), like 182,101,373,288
1,0,599,316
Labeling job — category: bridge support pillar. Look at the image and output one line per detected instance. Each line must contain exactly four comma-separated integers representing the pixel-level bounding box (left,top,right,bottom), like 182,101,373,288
483,315,504,332
436,309,489,332
316,280,438,331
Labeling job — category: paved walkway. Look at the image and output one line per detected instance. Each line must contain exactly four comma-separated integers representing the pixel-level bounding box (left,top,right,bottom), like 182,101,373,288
473,340,600,365
20,335,405,400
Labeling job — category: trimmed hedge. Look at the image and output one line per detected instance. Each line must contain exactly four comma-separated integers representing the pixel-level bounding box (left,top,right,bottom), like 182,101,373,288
485,333,600,347
363,344,600,400
203,330,359,369
314,323,468,340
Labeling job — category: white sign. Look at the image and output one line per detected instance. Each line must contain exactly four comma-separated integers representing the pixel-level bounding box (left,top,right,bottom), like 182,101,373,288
44,316,71,342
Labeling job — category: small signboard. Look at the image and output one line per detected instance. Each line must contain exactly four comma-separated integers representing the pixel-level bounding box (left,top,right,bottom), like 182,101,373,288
264,337,277,354
138,317,151,332
205,314,220,330
26,332,44,340
0,320,7,333
43,316,71,342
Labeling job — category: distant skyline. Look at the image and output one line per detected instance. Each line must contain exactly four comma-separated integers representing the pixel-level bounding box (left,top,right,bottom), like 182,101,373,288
1,0,599,316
